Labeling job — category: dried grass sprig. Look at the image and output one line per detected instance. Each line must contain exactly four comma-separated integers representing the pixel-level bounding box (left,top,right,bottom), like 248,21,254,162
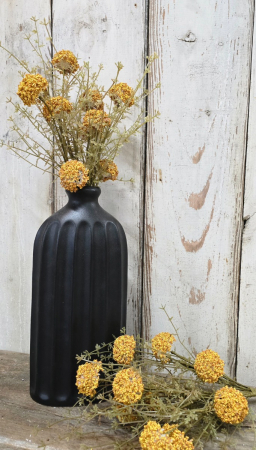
74,307,256,449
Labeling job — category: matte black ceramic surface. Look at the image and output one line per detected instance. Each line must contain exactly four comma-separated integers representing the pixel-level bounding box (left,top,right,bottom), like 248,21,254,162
30,187,127,406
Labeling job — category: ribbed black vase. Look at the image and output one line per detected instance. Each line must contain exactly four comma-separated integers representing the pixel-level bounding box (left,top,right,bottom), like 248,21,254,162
30,186,127,406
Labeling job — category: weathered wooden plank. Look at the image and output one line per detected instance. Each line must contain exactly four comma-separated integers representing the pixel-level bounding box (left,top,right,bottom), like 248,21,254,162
0,3,52,353
0,350,129,449
238,213,256,385
52,0,147,335
143,0,254,377
237,5,256,386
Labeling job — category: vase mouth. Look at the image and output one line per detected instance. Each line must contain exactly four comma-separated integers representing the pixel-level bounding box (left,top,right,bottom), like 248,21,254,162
66,185,101,202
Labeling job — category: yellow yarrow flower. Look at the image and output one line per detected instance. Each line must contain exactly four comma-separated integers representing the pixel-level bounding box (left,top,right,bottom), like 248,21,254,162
42,96,72,122
109,82,134,107
17,73,48,106
151,332,176,363
82,109,111,133
52,50,79,74
76,360,103,398
113,335,136,365
99,160,119,182
59,160,89,193
194,349,224,383
113,367,143,405
81,89,104,111
139,421,194,450
214,386,249,424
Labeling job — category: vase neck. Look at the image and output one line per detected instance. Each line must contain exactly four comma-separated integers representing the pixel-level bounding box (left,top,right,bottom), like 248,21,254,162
66,186,101,207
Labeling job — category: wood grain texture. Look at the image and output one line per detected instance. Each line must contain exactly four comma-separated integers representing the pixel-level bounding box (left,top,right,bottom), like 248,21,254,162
0,2,52,353
0,350,130,449
52,0,147,335
237,5,256,385
143,0,254,376
1,350,256,449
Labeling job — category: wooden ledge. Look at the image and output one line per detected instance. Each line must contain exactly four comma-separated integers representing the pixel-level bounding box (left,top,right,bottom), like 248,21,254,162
0,350,255,449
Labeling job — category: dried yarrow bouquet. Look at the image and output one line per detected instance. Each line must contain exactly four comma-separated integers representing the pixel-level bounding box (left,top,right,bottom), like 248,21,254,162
74,307,256,450
0,17,160,191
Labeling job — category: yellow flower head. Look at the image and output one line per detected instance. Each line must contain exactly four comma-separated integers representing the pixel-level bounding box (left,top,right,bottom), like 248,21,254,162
113,367,144,405
82,109,111,133
139,421,194,450
81,89,104,111
76,360,103,398
99,160,118,182
59,160,89,193
214,386,249,424
109,82,134,107
42,96,72,122
113,335,136,365
17,74,48,106
151,332,176,363
194,349,224,383
52,50,79,74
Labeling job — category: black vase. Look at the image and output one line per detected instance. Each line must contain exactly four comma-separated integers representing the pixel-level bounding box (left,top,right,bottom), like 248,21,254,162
30,186,127,406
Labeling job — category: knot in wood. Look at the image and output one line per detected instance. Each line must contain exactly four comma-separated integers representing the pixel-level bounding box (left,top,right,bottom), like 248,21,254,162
179,31,196,43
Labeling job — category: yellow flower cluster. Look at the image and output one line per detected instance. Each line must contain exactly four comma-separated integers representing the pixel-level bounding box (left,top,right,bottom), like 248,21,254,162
17,73,48,106
151,332,176,363
139,421,194,450
194,349,224,383
81,89,104,111
59,160,89,193
42,96,72,122
76,360,103,398
109,82,134,107
100,160,119,182
113,335,136,365
82,109,111,133
214,386,249,424
113,368,144,405
52,50,79,74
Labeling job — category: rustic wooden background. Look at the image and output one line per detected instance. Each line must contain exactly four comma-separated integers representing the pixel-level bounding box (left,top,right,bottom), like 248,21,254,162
0,0,256,386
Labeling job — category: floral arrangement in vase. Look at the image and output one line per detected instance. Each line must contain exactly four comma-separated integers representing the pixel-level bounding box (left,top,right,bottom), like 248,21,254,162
0,17,160,408
74,307,256,449
0,17,160,191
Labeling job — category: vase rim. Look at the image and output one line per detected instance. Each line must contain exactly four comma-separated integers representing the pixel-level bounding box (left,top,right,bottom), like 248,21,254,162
65,185,101,193
65,185,101,202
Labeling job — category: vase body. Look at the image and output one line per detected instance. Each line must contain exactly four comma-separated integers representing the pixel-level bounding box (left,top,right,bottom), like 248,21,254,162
30,187,127,406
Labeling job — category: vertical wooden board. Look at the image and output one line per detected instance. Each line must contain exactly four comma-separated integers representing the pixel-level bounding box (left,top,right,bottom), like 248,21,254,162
52,0,146,334
237,7,256,385
0,2,52,352
143,0,253,375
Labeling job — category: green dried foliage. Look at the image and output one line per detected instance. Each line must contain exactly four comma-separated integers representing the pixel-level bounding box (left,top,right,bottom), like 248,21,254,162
0,17,160,186
74,307,256,449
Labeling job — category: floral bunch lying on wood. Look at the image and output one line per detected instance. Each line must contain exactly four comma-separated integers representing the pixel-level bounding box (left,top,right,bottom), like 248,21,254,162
0,17,160,189
75,307,256,449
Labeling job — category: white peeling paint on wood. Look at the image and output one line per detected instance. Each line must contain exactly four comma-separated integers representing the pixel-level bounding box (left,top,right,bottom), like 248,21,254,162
0,2,52,353
52,0,146,334
143,0,254,376
237,5,256,385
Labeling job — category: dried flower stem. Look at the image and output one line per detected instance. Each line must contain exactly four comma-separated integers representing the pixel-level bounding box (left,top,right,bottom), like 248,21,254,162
72,309,256,450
